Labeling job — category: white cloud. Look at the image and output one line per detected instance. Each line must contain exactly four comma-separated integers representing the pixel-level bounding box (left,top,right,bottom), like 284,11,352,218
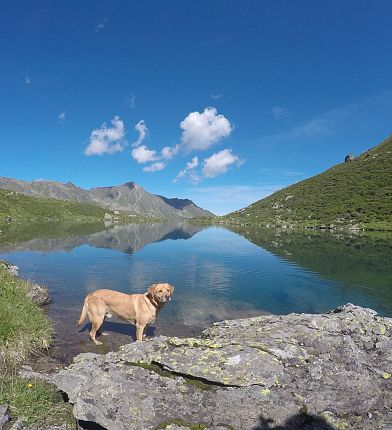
130,120,162,166
130,120,171,171
161,146,175,160
58,112,66,123
95,17,107,33
130,109,236,177
84,116,125,156
25,76,31,85
211,94,223,100
142,161,166,172
131,145,158,164
186,156,199,170
173,156,199,183
178,107,233,153
174,149,242,183
132,120,148,147
271,106,290,120
202,149,241,178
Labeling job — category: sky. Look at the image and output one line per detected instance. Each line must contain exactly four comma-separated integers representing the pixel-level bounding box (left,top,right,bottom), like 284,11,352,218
1,1,391,215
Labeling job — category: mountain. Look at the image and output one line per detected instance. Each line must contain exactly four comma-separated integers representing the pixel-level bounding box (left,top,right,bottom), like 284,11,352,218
223,135,392,230
0,188,109,224
0,178,213,221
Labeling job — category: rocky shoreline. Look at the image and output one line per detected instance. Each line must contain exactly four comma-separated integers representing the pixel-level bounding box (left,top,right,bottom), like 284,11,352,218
19,303,390,430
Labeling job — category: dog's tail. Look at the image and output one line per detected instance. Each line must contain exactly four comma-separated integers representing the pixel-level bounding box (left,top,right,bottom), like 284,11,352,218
77,296,89,327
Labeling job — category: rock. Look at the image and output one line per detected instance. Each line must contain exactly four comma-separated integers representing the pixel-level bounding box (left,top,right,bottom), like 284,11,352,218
0,404,9,430
9,419,23,429
0,260,19,276
345,154,355,162
0,260,50,305
26,283,51,306
53,304,392,430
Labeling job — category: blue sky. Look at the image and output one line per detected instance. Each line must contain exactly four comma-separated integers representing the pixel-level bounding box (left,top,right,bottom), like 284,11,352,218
1,1,391,214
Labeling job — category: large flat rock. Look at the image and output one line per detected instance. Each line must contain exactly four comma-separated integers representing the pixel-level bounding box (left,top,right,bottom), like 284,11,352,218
53,304,392,429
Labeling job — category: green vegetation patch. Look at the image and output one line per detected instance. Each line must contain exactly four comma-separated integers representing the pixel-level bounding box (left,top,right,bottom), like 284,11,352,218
0,265,73,428
220,135,392,231
0,375,74,427
0,188,109,224
0,266,53,370
155,419,208,430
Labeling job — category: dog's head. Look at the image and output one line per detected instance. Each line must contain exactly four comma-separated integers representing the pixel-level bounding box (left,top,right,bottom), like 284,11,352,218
147,283,174,304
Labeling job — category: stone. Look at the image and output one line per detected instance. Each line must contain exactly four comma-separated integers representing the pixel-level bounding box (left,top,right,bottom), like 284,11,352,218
9,419,27,430
345,154,355,162
0,404,9,430
26,283,51,306
53,304,392,430
0,260,19,276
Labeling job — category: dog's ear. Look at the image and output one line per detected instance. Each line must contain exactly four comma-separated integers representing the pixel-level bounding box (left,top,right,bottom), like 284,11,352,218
147,284,157,296
169,284,175,294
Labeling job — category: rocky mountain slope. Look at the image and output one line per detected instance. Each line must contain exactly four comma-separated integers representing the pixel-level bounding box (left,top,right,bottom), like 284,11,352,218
0,178,213,220
223,135,392,230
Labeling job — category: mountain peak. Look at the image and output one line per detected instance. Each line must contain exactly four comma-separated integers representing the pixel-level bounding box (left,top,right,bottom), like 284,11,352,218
0,177,213,220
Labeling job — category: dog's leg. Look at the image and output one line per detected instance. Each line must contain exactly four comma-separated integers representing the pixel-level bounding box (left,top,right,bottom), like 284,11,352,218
136,323,145,341
97,315,109,336
88,298,106,345
142,325,148,340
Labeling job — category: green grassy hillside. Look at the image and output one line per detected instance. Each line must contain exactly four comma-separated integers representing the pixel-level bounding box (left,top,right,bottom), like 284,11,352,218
0,189,110,225
224,135,392,231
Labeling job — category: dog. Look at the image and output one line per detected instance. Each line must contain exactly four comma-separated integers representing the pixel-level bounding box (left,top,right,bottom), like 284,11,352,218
77,283,174,344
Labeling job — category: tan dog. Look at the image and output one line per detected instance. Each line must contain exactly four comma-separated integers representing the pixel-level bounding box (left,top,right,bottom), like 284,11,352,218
77,283,174,344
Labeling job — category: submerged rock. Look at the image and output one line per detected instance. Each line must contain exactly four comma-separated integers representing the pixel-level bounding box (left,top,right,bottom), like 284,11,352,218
53,304,392,429
0,260,19,276
25,283,51,306
0,259,51,306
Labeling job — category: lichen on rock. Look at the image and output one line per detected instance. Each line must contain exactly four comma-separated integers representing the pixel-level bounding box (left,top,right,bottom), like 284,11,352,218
53,304,392,430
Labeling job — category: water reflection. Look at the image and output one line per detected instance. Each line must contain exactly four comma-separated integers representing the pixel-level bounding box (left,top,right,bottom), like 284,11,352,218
0,222,204,253
0,222,391,362
230,226,392,309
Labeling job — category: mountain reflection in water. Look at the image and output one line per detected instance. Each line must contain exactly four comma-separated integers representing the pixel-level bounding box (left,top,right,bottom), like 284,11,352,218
1,222,391,362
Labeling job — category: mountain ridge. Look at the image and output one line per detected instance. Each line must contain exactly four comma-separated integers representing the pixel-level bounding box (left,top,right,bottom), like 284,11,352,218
0,177,213,221
221,134,392,230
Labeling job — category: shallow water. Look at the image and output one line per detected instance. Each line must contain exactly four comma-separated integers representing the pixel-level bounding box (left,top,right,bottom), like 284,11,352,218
1,222,391,362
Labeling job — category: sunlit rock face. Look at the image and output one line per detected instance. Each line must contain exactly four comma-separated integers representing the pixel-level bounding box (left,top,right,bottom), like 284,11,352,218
53,304,392,430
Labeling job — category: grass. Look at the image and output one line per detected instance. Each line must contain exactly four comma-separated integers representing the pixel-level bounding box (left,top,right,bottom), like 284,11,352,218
0,264,72,427
217,135,392,231
0,188,111,224
0,266,53,371
0,376,74,427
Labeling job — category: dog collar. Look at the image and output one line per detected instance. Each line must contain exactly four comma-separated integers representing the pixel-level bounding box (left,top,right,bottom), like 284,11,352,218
147,293,162,309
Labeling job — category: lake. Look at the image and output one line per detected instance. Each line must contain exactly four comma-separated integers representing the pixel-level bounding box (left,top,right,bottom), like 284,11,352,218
1,222,391,363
